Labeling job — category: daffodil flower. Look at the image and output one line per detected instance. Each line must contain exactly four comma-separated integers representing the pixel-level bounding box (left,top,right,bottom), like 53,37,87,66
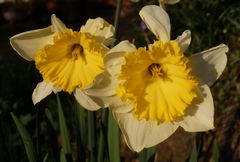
10,15,115,109
87,5,228,152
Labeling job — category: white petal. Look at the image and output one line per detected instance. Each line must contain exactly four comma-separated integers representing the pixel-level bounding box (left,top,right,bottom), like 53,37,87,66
189,44,228,86
51,14,67,32
113,112,178,152
74,88,104,111
10,26,56,61
32,81,61,105
139,5,170,42
84,71,118,97
177,84,214,131
84,71,133,113
176,30,191,52
10,15,67,61
105,40,136,76
80,17,115,46
109,98,133,113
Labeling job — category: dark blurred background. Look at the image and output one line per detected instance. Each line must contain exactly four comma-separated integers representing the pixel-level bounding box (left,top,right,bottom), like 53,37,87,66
0,0,240,162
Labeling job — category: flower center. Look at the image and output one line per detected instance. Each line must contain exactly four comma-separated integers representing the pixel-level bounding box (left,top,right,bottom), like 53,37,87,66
148,63,164,78
71,44,83,60
116,41,199,123
35,29,108,93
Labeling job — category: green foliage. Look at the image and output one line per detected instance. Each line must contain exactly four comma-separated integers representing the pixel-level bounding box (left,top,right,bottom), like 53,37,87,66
56,95,71,154
108,112,121,162
189,141,198,162
212,139,220,162
11,112,37,162
139,146,156,162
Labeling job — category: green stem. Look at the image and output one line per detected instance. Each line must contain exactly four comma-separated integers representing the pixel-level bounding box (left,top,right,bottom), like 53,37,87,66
35,105,40,162
107,0,124,161
74,100,86,162
111,0,124,47
97,109,109,162
108,112,120,162
88,111,96,162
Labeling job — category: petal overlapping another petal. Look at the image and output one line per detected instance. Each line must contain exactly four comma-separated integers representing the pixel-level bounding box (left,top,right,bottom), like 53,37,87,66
10,27,56,61
51,14,67,33
80,17,115,46
74,88,103,111
176,30,191,52
10,14,67,61
104,41,136,76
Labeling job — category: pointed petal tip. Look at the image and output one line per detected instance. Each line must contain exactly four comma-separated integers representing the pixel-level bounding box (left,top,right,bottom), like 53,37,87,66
74,88,103,111
219,43,229,52
139,5,170,42
51,14,56,19
189,43,228,86
9,34,34,61
51,14,67,32
32,82,60,106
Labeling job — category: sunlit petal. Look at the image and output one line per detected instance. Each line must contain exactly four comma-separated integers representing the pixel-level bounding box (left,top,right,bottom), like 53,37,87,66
105,41,136,76
139,5,170,42
177,84,214,131
10,27,55,61
51,14,67,32
80,17,115,46
176,30,191,52
84,71,119,97
113,112,178,152
189,44,228,86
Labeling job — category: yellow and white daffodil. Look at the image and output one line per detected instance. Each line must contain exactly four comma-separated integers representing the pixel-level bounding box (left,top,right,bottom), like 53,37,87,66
10,15,115,109
87,5,228,152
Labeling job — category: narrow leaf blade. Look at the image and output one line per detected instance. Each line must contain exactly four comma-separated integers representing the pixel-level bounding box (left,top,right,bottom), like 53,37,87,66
60,148,67,162
189,141,198,162
11,112,36,162
108,112,120,162
212,139,220,162
57,95,71,154
139,147,156,162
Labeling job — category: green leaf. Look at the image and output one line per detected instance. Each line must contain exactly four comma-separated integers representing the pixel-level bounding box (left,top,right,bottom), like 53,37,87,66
212,139,220,162
57,95,71,154
45,108,57,130
189,141,198,162
108,112,120,162
75,99,87,161
139,147,156,162
60,148,67,162
43,153,48,162
97,109,109,162
11,112,36,162
20,114,33,125
88,111,97,162
75,101,87,147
